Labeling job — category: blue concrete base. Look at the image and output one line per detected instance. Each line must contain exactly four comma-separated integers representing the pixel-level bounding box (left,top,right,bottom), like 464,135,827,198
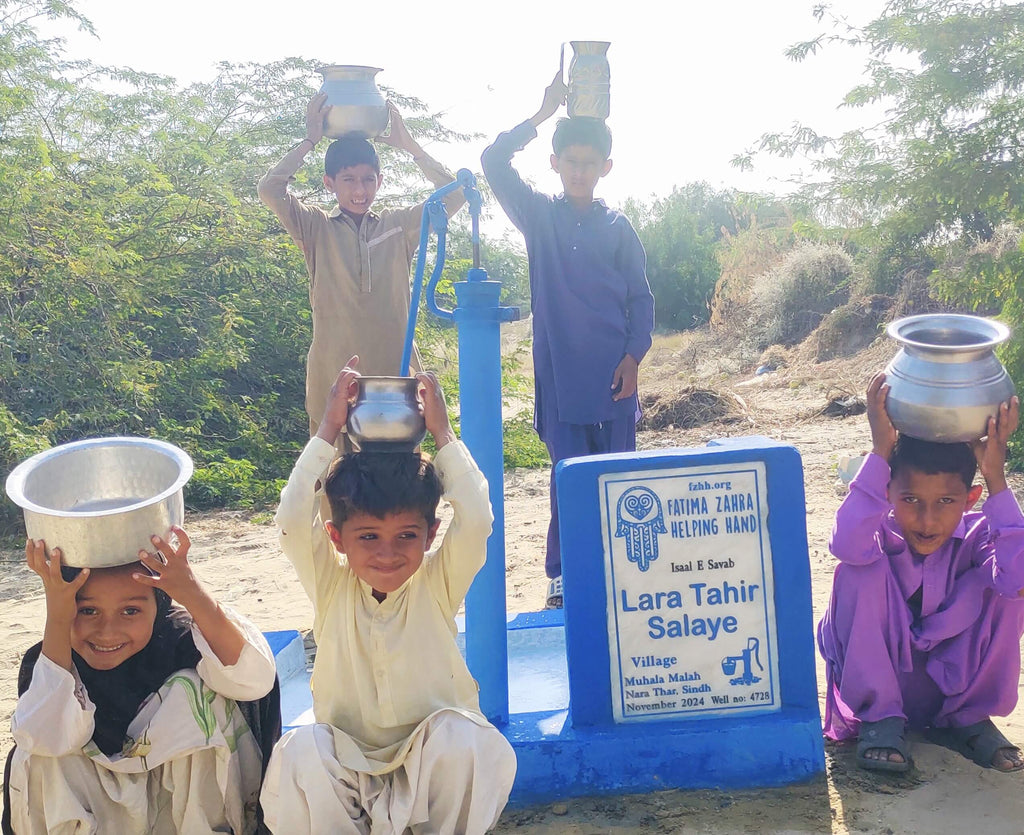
504,707,824,806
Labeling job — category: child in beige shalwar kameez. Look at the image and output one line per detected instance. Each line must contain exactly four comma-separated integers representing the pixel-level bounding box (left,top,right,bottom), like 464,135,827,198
257,95,465,444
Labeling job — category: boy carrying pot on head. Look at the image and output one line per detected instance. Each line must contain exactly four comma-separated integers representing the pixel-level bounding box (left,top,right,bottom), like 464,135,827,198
818,372,1024,773
260,357,516,834
481,70,655,609
258,94,465,446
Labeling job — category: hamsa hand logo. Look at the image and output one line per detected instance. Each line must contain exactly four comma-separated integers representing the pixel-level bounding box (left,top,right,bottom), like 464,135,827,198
615,486,666,572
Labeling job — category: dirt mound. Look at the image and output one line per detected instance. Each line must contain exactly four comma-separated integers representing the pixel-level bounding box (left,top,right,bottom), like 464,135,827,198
808,294,893,361
639,385,747,431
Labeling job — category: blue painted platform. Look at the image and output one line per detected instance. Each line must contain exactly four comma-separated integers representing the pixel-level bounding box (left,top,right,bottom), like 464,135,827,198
266,609,571,735
265,601,822,806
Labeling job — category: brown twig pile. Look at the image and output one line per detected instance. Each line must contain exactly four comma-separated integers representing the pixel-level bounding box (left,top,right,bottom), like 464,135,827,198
639,386,747,431
817,387,867,419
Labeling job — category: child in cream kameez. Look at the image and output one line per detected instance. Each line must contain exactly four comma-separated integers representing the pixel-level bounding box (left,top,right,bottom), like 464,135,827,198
261,358,516,835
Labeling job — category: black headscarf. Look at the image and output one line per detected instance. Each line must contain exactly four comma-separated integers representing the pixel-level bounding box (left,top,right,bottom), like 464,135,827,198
2,570,280,834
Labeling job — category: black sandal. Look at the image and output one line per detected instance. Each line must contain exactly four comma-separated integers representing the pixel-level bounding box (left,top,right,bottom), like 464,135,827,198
928,719,1024,772
856,716,913,773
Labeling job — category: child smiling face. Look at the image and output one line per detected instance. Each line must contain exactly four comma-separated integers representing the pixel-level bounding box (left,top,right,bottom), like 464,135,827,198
70,568,157,670
327,509,440,596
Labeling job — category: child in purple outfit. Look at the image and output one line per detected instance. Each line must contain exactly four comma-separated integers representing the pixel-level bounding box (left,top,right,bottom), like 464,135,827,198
481,71,655,607
818,371,1024,773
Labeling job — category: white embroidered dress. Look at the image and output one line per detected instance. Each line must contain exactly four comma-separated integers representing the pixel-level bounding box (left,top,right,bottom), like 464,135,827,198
8,609,276,835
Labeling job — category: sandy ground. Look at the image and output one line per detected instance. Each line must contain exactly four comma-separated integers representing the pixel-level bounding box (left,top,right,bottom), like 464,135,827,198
4,331,1024,833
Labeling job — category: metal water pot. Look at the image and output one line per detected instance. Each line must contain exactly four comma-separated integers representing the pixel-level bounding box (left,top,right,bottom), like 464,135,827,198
346,377,426,452
5,437,193,568
317,65,389,139
884,314,1016,442
565,41,611,121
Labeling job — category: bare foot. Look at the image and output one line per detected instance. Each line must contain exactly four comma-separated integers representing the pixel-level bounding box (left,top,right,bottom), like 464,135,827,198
861,747,906,765
990,745,1024,772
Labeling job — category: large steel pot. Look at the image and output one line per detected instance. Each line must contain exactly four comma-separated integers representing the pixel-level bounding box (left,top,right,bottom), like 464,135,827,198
5,437,193,568
346,377,426,452
884,314,1016,442
317,65,389,140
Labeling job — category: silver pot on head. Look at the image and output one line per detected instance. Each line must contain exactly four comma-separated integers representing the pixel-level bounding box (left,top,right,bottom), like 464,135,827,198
884,314,1016,443
346,377,426,452
317,65,389,140
5,437,193,568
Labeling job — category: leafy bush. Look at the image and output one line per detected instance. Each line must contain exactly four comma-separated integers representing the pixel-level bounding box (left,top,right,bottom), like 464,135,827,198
501,414,549,469
0,6,536,539
932,229,1024,468
0,406,52,543
188,458,287,511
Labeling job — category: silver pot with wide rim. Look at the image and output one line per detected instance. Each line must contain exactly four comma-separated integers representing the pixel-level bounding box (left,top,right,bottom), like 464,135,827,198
5,437,193,568
346,376,426,452
884,314,1016,442
317,65,389,140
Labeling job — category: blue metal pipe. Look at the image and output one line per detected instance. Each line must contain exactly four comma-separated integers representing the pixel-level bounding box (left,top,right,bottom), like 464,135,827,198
456,279,512,724
400,179,462,374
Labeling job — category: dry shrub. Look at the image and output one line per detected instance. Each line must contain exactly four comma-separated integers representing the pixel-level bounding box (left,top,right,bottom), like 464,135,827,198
639,385,746,431
753,243,854,347
809,294,893,361
710,225,791,334
892,270,945,318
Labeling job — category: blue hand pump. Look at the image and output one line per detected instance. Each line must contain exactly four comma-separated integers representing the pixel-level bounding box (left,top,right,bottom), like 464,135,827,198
401,170,520,723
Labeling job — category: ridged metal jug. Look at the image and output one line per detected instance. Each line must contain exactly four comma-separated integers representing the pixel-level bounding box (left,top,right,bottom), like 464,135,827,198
566,41,611,121
317,65,389,139
884,314,1016,442
346,377,426,452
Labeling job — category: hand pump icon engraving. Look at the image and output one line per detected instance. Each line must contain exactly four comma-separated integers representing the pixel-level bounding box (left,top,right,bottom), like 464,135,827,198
721,637,763,686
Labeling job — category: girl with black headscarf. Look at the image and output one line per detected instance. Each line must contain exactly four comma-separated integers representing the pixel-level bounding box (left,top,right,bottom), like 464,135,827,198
3,528,280,834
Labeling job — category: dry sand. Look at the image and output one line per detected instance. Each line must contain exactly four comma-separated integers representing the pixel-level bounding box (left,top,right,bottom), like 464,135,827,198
4,331,1024,833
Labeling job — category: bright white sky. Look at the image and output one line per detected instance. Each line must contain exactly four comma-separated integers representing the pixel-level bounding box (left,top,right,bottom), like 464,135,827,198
49,0,888,212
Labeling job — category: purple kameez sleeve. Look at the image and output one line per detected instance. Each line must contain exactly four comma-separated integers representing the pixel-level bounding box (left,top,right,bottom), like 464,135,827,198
829,452,892,566
480,120,541,233
978,487,1024,597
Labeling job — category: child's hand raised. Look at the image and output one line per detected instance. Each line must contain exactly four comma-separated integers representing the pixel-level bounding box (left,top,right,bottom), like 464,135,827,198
305,91,329,147
135,526,204,611
530,69,568,128
317,356,360,446
26,539,88,627
377,103,420,156
972,395,1019,496
26,539,87,671
866,372,898,460
136,525,247,667
416,371,456,450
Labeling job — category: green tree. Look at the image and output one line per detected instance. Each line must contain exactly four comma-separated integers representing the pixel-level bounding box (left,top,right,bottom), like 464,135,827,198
736,0,1024,457
0,0,510,537
626,185,800,330
737,0,1024,240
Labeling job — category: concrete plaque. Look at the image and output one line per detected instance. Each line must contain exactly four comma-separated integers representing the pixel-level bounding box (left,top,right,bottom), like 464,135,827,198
599,462,780,722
